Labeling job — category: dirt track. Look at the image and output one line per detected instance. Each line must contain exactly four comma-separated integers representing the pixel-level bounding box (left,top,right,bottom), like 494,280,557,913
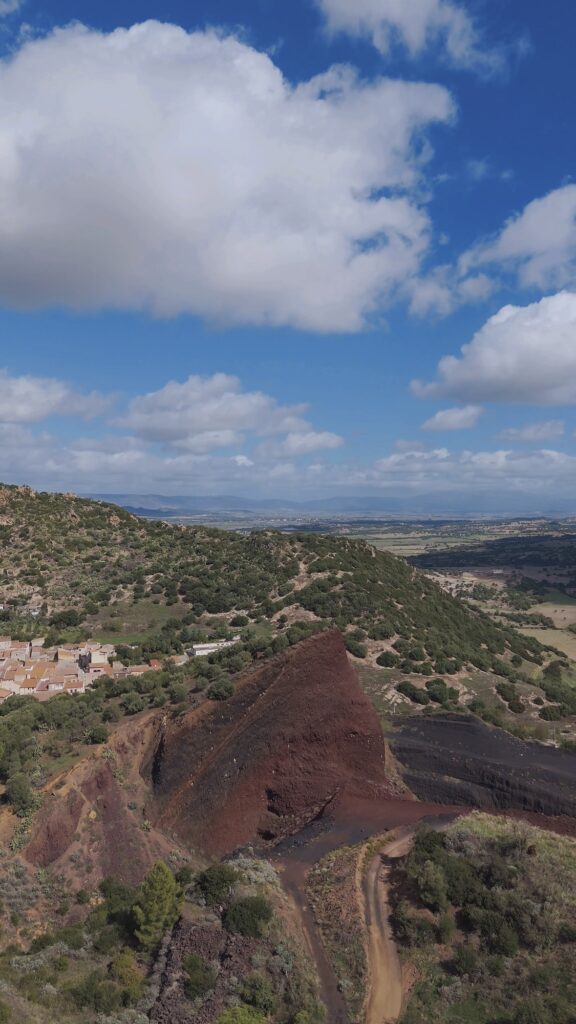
364,830,413,1024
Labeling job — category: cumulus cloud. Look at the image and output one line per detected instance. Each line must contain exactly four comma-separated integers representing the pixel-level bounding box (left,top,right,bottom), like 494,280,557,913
117,373,319,449
463,184,576,290
257,431,344,458
0,21,454,332
367,446,576,495
0,369,110,422
0,369,346,494
498,421,565,443
409,266,494,317
412,292,576,405
422,405,482,431
316,0,498,72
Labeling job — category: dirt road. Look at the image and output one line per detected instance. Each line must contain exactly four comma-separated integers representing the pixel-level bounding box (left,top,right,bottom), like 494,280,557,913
364,829,414,1024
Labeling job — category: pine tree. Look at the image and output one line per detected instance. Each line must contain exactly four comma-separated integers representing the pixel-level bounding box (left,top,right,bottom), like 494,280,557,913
133,862,182,951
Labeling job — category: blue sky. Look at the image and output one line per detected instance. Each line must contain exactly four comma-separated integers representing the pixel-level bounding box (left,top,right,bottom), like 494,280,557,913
0,0,575,507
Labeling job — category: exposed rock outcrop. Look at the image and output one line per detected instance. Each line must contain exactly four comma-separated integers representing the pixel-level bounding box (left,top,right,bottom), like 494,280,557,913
147,631,391,855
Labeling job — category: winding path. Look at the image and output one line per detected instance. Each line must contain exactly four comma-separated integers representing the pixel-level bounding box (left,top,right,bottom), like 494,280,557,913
364,830,414,1024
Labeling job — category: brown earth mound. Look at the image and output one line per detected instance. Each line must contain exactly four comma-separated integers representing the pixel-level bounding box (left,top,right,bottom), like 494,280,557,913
147,631,392,855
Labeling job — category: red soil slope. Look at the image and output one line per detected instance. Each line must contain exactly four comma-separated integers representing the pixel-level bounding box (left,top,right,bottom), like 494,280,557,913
147,630,392,855
25,714,186,886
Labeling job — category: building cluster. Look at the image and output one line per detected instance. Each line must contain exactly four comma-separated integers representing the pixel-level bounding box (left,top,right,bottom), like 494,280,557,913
0,635,241,705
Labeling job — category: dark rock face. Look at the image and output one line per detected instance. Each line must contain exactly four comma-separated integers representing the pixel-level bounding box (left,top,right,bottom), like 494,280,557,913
391,714,576,818
147,631,391,855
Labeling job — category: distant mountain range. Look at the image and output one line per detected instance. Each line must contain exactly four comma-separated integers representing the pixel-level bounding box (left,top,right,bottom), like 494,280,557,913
88,492,576,518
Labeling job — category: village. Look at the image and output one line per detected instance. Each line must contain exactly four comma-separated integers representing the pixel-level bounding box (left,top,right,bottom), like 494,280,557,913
0,635,241,704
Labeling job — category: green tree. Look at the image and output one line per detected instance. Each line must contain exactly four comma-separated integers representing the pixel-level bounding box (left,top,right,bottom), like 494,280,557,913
133,862,182,951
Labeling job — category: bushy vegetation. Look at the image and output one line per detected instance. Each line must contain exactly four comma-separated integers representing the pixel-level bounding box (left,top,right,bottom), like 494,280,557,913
183,953,217,999
395,814,576,1024
223,896,273,938
196,864,240,907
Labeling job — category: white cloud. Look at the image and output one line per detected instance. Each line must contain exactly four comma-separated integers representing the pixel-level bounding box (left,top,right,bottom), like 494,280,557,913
0,21,453,332
0,369,110,423
422,405,483,431
466,158,490,182
118,373,315,449
394,439,428,452
258,430,344,457
316,0,498,72
409,267,493,316
498,421,565,443
0,1,21,15
463,184,576,290
366,446,576,495
412,292,576,405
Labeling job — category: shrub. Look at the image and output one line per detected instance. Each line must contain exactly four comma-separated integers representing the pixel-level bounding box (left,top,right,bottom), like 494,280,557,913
223,896,273,938
452,944,478,977
87,724,109,744
240,972,277,1014
489,923,519,956
71,971,122,1013
175,865,194,887
196,864,239,907
6,773,36,816
415,860,448,912
0,1001,10,1023
397,681,430,706
230,615,249,627
377,651,399,668
183,953,217,999
111,948,142,1004
344,637,367,659
216,1009,265,1024
426,679,449,704
540,705,565,721
437,912,455,944
514,998,552,1024
208,679,234,702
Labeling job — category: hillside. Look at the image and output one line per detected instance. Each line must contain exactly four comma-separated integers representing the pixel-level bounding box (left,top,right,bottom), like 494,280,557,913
0,484,543,678
393,813,576,1024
